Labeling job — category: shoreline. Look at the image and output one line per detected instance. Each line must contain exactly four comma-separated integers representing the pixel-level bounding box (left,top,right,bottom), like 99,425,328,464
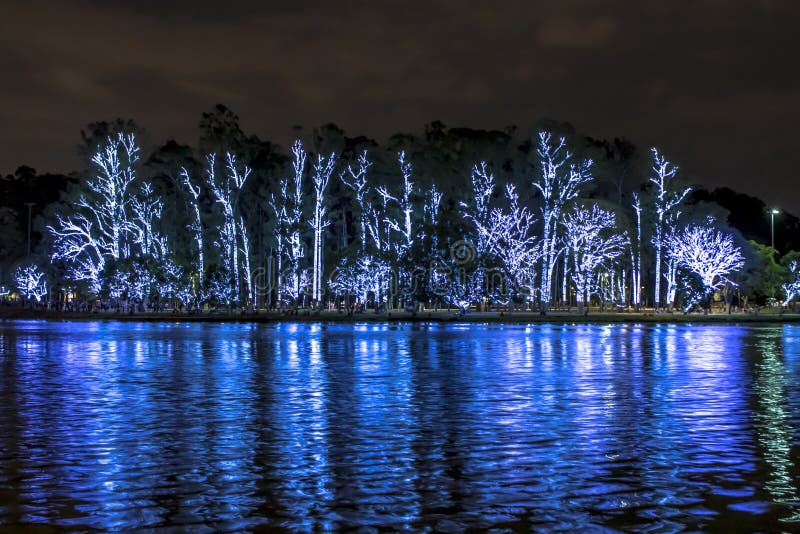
2,308,799,325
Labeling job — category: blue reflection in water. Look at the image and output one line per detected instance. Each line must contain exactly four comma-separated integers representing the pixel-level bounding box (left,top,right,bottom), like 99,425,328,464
1,320,800,531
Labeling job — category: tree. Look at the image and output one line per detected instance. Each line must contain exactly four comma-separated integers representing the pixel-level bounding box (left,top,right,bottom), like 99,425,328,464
741,240,787,306
662,211,682,310
179,167,205,290
154,258,194,309
379,151,416,257
475,184,540,308
271,140,307,306
130,182,169,261
782,261,800,307
667,220,744,313
649,149,690,310
329,256,385,314
443,268,481,315
562,204,627,314
310,150,337,304
49,133,140,292
377,151,417,307
14,264,47,304
204,153,252,305
532,132,592,314
198,104,247,154
0,207,25,275
630,193,643,310
340,150,373,253
460,162,496,257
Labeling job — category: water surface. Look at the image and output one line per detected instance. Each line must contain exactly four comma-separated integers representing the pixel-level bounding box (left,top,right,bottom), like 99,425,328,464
1,320,800,531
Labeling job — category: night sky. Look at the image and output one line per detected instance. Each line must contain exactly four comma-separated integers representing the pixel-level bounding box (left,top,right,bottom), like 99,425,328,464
3,0,798,214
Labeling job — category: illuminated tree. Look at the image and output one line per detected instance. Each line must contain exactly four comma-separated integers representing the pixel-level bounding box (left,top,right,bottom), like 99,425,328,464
460,161,496,256
364,166,395,263
154,259,194,309
595,267,627,309
329,256,386,314
129,182,169,261
179,167,205,287
268,183,287,304
782,261,800,307
14,264,47,304
650,149,690,310
662,211,681,310
563,205,627,314
340,150,373,253
477,184,540,307
377,151,417,307
424,182,443,245
205,152,252,305
457,162,497,304
533,132,592,313
629,193,643,310
239,214,253,305
667,220,744,312
49,133,140,291
271,140,308,306
443,268,481,314
310,150,337,304
378,151,415,257
331,153,391,311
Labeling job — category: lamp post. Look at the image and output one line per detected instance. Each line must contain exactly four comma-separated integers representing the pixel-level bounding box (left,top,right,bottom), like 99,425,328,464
771,209,780,251
771,209,780,305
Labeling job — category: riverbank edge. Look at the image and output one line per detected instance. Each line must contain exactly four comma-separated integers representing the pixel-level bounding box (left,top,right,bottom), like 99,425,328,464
2,308,799,325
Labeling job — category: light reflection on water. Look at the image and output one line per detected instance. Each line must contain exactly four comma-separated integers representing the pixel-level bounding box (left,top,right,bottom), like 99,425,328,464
1,321,800,531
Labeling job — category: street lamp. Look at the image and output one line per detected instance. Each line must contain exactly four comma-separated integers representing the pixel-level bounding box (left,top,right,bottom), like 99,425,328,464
770,209,780,305
771,209,780,252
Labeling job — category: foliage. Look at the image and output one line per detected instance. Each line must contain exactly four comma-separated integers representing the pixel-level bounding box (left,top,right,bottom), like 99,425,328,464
14,264,47,302
667,220,744,311
18,114,781,314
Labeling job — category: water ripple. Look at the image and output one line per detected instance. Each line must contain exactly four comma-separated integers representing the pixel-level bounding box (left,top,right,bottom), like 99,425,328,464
1,321,799,531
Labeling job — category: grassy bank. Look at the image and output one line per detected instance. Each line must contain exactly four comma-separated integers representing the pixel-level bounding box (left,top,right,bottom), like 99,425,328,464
2,307,799,325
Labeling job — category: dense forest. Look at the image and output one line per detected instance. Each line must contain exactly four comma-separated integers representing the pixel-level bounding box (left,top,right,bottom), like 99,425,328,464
2,105,800,314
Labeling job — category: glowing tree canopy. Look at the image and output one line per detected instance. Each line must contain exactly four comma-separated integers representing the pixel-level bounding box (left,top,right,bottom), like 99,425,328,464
36,125,771,316
782,261,800,306
476,184,540,304
375,151,419,307
179,166,205,287
629,193,643,310
14,264,48,303
378,151,416,258
460,161,496,257
204,152,252,305
443,268,482,314
649,148,690,310
533,132,593,313
310,150,337,304
270,140,308,306
49,133,141,292
563,204,627,314
667,220,744,311
340,150,373,253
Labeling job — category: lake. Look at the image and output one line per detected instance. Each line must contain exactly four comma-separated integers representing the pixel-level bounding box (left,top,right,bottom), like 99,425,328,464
1,320,799,531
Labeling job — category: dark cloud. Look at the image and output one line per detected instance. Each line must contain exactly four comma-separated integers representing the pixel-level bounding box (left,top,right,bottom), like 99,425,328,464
2,0,798,214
